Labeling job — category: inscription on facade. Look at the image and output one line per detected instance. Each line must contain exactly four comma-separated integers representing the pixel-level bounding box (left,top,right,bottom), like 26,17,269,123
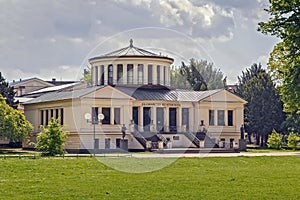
141,103,181,107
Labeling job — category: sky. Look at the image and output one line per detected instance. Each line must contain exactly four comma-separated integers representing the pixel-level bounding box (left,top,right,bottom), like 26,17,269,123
0,0,280,84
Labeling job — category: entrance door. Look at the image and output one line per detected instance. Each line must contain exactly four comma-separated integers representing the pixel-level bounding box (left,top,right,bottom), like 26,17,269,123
143,107,151,132
132,107,139,131
169,108,177,133
156,107,164,132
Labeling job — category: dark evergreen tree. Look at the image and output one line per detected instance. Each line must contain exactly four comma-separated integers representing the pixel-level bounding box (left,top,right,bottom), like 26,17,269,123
0,72,17,108
236,63,285,146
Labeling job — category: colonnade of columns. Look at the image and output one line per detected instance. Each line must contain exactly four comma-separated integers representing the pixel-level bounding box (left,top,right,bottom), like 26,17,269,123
91,63,170,86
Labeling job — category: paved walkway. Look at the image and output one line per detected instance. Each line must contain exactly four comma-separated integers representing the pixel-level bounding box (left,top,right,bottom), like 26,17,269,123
88,151,300,158
130,151,300,158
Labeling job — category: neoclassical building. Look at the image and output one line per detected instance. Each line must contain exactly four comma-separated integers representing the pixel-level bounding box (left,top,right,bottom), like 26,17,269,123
24,40,246,152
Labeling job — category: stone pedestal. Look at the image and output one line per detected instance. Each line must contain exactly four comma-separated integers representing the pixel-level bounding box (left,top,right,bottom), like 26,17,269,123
239,139,247,151
120,139,128,151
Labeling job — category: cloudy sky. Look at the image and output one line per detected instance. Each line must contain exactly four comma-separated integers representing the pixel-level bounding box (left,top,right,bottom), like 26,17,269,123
0,0,279,84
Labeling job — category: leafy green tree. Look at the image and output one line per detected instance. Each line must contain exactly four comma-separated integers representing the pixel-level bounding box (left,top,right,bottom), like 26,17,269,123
0,72,17,108
236,63,285,146
0,94,32,143
170,66,191,89
80,66,92,83
258,0,300,128
267,129,283,149
287,132,300,150
173,58,226,91
36,118,69,156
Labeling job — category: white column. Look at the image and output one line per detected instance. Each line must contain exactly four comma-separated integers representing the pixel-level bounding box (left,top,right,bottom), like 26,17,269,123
133,64,138,85
224,110,228,126
139,106,143,132
113,64,117,85
104,65,108,85
153,65,157,85
178,107,182,132
165,107,169,132
111,108,114,125
143,64,148,85
160,65,164,85
123,64,127,84
98,66,102,85
152,107,156,132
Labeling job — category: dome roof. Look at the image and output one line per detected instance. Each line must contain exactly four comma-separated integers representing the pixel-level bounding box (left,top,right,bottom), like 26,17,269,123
89,39,174,62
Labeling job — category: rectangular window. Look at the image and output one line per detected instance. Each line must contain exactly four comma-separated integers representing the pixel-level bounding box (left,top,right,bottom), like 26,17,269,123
92,107,98,124
100,65,104,85
105,138,111,149
40,110,44,126
127,64,133,84
108,64,113,85
138,64,144,84
60,108,64,125
157,65,161,84
114,108,121,125
117,64,123,84
228,110,233,126
148,64,153,84
116,138,121,148
50,109,54,118
102,107,111,124
209,110,215,126
217,110,225,126
55,109,59,119
45,110,49,126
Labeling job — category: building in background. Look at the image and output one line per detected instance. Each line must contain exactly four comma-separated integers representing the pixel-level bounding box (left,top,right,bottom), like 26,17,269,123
23,40,246,152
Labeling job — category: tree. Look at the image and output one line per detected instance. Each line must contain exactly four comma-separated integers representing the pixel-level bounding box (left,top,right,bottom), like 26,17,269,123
80,66,92,83
267,129,283,149
174,58,226,91
258,0,300,126
236,63,285,147
0,94,32,144
287,132,300,150
36,118,69,156
0,72,17,108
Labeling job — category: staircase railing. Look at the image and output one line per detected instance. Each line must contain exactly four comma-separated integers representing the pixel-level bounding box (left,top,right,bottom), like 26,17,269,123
131,130,147,149
183,131,200,147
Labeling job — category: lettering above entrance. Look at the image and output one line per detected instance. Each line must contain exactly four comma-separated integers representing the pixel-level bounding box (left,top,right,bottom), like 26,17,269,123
141,103,181,107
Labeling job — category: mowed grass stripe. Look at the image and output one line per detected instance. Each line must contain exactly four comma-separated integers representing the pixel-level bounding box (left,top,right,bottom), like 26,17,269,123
0,156,299,200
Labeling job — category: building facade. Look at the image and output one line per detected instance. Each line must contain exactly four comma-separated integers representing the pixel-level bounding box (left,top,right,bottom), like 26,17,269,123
24,40,246,152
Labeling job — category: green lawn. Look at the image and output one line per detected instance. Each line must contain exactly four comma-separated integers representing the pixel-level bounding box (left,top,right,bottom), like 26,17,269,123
0,156,299,200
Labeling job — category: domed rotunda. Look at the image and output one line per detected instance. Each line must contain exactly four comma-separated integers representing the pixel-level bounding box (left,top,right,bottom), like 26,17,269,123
89,39,173,87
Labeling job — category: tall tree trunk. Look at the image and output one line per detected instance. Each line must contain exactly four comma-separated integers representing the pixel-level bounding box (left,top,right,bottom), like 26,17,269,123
256,133,260,145
248,133,252,144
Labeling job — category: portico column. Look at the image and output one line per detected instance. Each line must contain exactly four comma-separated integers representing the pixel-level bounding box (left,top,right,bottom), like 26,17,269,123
91,66,95,86
133,64,138,84
152,107,156,132
113,64,117,85
165,107,169,132
178,107,182,132
138,106,143,132
104,65,108,85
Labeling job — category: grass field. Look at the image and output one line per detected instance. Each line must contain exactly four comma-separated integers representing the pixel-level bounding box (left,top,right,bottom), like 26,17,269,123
0,156,299,200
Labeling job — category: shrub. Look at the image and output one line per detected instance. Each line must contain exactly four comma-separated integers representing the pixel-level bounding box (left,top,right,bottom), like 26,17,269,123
36,118,69,156
287,132,300,150
267,130,283,149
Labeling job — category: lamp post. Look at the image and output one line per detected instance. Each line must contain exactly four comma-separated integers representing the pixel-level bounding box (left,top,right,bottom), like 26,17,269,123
84,112,104,153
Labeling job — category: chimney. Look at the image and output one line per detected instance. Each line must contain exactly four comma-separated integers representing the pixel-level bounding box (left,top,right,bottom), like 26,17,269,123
52,78,56,83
